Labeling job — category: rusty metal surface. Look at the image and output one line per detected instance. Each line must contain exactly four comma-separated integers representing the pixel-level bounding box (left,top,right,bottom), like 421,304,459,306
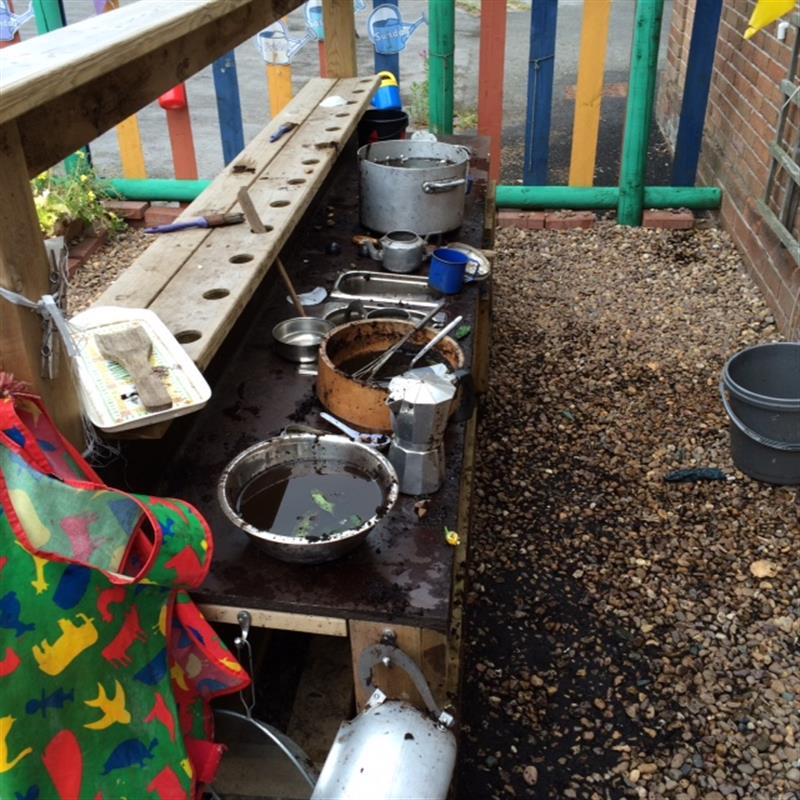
152,136,488,632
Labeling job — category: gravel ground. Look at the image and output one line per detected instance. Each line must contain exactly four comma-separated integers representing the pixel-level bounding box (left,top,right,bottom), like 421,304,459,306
67,227,150,315
458,224,799,800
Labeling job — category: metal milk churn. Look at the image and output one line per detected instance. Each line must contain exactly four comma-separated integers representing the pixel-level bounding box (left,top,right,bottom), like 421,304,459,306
311,641,457,800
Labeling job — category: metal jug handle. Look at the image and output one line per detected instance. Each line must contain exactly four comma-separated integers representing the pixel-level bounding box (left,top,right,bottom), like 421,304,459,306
358,642,455,728
450,367,476,423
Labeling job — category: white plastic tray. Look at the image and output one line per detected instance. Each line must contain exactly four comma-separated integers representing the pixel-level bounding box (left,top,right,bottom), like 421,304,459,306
70,306,211,433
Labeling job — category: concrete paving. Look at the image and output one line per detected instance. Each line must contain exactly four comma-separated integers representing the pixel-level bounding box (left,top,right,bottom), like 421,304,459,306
17,0,673,184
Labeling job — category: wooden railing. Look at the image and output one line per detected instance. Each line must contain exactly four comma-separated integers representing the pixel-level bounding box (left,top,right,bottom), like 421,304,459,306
0,0,358,445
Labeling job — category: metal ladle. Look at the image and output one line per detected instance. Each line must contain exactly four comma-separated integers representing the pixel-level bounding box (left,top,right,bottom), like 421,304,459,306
408,315,463,369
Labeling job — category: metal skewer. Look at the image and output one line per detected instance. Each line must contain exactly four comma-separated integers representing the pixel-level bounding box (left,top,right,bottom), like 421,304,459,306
352,300,445,381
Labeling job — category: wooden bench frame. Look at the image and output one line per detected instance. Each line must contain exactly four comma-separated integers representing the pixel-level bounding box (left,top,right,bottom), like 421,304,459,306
0,0,358,445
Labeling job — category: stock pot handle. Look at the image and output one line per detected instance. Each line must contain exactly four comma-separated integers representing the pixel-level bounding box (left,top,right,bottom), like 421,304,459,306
423,177,466,194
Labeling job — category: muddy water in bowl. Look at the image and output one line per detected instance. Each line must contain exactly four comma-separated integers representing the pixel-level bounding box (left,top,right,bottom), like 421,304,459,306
338,345,449,385
237,462,383,540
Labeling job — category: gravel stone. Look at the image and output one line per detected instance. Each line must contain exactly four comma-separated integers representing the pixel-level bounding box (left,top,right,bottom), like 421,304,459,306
458,224,800,800
67,228,150,315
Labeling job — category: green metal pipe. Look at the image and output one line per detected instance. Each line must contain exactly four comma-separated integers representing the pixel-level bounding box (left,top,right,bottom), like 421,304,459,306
617,0,665,226
495,185,722,210
428,0,455,135
106,179,211,203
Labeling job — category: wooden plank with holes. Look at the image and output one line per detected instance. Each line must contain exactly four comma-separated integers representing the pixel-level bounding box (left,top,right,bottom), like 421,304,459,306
198,603,348,636
148,76,380,368
97,78,335,310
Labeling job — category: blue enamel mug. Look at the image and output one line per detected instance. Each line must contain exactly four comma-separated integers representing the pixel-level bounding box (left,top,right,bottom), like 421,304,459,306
428,248,480,295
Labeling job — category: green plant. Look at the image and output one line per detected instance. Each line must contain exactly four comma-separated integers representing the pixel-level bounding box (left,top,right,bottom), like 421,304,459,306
408,78,429,127
32,153,126,239
455,108,478,132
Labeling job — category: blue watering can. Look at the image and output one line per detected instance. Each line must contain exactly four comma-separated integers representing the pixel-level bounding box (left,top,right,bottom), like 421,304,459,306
302,0,369,42
0,0,33,43
367,4,427,55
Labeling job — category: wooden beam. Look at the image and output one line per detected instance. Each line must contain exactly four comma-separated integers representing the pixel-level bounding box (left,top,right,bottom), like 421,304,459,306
321,0,357,78
477,0,507,184
198,603,348,636
568,0,611,187
3,0,304,175
0,121,83,447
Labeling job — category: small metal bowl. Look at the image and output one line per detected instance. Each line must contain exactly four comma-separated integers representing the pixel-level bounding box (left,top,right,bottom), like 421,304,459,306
272,317,334,363
218,434,399,564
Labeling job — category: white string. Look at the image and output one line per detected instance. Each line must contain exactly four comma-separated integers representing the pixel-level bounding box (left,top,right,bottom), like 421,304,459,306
0,267,120,467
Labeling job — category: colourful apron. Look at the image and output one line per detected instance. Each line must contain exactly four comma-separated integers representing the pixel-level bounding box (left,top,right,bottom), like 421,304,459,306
0,393,249,799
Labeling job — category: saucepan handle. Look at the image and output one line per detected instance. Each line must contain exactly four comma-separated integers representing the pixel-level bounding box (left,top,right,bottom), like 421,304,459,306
422,177,466,194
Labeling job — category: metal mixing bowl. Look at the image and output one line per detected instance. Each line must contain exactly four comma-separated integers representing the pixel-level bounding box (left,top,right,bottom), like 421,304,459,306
272,317,334,363
218,434,399,564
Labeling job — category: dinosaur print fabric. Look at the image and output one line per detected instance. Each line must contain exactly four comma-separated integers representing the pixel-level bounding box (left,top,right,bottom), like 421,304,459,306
0,394,249,798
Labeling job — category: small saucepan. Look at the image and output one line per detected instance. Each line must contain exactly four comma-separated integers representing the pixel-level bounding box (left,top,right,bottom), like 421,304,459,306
272,317,334,363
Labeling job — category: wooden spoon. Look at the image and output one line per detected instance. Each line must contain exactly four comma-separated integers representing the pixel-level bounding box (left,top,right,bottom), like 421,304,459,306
95,325,173,411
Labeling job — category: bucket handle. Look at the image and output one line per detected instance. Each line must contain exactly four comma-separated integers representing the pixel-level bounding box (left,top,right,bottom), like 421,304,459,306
720,381,800,452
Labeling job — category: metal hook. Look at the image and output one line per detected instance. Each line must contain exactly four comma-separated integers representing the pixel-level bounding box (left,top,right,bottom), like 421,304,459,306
234,610,256,717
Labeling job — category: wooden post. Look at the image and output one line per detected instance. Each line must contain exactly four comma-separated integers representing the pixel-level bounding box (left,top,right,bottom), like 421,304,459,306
0,121,83,446
617,0,664,226
568,0,612,187
318,40,329,77
268,64,294,115
429,0,455,136
523,0,558,185
161,85,199,180
671,0,722,186
213,52,245,165
99,0,148,179
373,0,400,81
321,0,356,78
265,18,295,117
31,0,65,33
31,0,90,176
477,0,507,184
349,621,448,709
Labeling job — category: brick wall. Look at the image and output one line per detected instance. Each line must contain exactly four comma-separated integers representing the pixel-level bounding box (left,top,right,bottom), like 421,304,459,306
656,0,799,333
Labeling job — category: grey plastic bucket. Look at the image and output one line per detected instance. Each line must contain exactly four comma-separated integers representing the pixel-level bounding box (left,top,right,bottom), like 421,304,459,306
721,342,800,484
